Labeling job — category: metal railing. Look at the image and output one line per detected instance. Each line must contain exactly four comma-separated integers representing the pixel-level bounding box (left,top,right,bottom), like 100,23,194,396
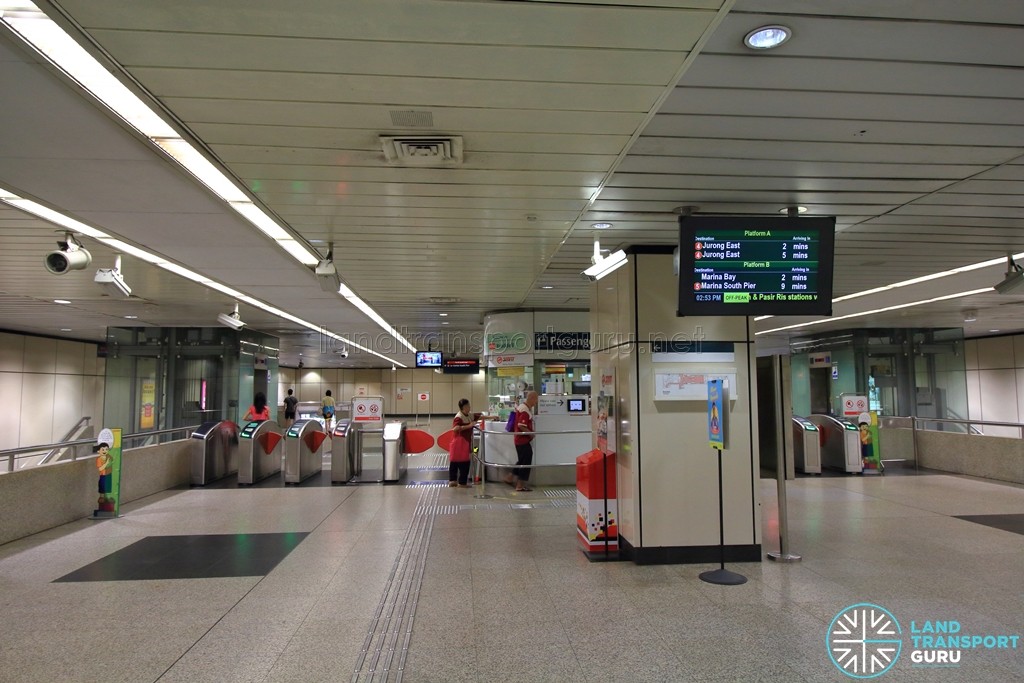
914,416,1024,439
478,428,592,466
878,416,1024,474
34,415,92,467
2,425,200,473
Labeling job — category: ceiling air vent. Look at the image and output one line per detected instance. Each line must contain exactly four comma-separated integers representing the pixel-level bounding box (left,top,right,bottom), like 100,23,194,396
389,110,434,128
381,135,463,167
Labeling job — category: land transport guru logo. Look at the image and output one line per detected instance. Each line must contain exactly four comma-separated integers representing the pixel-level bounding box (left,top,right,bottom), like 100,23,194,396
827,603,902,678
827,602,1021,678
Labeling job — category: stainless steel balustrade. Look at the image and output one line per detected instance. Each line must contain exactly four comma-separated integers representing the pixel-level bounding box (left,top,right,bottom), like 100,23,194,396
2,425,198,473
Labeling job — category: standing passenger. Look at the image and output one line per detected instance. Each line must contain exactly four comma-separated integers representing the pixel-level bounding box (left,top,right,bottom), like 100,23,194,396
448,398,478,487
447,399,494,487
322,389,336,433
283,388,298,427
510,391,538,492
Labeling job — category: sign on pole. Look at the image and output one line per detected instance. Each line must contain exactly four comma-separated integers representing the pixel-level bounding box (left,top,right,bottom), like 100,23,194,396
707,379,725,450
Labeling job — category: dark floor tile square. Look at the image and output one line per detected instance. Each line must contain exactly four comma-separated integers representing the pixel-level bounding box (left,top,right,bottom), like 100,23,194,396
955,513,1024,536
54,533,309,582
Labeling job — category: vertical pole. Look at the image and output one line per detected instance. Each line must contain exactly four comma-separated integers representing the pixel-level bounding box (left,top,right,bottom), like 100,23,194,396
717,447,725,571
699,448,746,585
768,352,801,563
911,416,919,471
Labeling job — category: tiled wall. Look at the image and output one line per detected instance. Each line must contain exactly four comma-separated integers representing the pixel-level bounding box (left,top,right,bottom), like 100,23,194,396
277,366,487,418
0,332,105,450
965,335,1024,437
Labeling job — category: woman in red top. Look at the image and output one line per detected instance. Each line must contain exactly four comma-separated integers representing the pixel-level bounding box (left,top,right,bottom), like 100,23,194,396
449,398,484,487
243,392,270,422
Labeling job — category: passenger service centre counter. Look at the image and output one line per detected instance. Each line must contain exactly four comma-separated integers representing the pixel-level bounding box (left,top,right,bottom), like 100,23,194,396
481,401,587,487
481,310,593,487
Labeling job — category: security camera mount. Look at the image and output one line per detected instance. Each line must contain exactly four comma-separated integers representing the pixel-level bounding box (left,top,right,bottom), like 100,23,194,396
94,254,132,298
315,243,342,293
217,302,246,330
45,231,92,275
994,254,1024,295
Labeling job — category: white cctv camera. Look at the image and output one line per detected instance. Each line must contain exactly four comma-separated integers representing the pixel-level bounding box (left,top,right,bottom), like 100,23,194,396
45,233,91,275
335,347,349,358
217,303,246,330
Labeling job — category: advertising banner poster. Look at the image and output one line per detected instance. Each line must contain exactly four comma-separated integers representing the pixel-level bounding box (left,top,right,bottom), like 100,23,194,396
708,380,725,450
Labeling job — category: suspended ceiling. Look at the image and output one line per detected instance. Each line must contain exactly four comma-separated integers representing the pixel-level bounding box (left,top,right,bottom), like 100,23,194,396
1,0,1023,366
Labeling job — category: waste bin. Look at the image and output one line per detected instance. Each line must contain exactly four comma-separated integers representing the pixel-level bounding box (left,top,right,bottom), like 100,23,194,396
382,421,406,483
190,420,239,486
238,420,283,484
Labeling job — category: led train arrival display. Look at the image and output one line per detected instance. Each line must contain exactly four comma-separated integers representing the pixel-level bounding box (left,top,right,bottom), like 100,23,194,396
678,215,836,317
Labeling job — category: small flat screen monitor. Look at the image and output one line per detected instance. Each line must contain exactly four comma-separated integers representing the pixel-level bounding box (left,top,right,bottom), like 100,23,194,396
442,357,480,374
567,398,587,414
415,351,442,368
678,215,836,317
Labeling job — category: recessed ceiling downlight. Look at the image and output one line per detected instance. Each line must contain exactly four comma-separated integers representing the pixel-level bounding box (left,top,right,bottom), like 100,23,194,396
744,25,792,50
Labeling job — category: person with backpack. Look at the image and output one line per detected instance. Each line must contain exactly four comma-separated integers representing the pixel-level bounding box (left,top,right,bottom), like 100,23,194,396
322,389,335,433
506,391,538,492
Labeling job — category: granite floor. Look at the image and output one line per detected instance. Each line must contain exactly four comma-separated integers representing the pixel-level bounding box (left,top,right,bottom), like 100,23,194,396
0,452,1022,683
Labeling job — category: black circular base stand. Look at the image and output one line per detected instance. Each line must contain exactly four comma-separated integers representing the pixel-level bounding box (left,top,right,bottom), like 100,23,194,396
699,447,748,587
699,567,748,585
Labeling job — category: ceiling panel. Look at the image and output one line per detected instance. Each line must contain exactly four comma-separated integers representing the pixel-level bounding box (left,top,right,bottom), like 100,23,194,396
60,0,718,50
3,0,1023,367
205,128,628,157
88,30,689,86
168,99,646,136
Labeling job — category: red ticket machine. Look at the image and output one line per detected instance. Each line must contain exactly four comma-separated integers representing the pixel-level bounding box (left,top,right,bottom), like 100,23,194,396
576,449,618,559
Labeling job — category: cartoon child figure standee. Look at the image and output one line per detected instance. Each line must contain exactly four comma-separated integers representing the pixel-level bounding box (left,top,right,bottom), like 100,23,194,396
95,442,115,512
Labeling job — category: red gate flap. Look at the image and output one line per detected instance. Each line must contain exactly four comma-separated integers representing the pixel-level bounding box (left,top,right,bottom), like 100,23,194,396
258,431,282,454
436,429,454,453
304,430,327,452
403,429,435,454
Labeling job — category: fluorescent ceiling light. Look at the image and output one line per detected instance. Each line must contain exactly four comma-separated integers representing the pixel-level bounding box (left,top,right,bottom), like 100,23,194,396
0,186,407,367
229,201,291,241
276,238,320,266
756,288,993,335
591,222,612,230
152,138,248,203
756,250,1024,324
0,4,323,269
583,249,628,281
0,3,178,138
338,283,417,353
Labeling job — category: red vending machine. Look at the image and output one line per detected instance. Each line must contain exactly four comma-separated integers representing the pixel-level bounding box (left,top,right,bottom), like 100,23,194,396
576,448,618,559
